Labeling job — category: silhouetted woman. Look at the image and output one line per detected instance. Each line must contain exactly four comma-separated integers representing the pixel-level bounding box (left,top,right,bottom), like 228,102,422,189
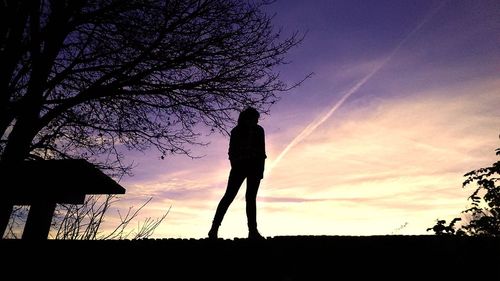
208,107,266,240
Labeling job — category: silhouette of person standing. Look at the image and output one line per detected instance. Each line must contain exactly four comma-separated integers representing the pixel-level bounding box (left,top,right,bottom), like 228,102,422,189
208,107,266,240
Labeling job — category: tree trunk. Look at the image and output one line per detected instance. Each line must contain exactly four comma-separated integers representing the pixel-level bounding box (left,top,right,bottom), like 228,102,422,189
0,114,40,238
1,114,40,163
0,204,13,238
0,111,13,140
1,0,43,163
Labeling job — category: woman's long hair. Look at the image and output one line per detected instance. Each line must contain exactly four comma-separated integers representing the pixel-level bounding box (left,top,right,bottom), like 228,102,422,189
237,107,260,126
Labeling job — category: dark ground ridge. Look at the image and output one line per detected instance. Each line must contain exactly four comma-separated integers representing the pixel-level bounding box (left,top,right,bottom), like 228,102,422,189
2,235,499,279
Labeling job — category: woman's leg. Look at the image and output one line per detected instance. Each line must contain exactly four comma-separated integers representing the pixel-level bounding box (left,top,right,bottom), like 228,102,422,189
245,176,261,233
210,169,246,236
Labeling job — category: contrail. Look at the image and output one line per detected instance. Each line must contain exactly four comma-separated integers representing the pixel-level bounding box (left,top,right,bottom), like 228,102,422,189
265,1,448,177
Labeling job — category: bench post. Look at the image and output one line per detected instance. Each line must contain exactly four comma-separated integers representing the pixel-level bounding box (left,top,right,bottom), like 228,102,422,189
1,159,125,240
0,203,13,238
22,201,57,240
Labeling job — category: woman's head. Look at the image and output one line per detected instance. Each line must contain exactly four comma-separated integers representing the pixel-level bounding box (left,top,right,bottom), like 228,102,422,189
237,107,260,126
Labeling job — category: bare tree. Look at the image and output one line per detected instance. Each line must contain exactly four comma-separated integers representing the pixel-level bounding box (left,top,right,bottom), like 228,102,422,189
1,0,304,238
52,195,115,240
0,0,303,175
99,197,170,240
52,195,169,240
3,195,169,239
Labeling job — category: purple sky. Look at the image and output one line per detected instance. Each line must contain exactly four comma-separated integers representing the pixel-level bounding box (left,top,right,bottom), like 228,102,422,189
111,0,500,239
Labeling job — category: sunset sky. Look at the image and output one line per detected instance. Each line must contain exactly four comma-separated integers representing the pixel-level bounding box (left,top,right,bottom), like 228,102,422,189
114,0,500,239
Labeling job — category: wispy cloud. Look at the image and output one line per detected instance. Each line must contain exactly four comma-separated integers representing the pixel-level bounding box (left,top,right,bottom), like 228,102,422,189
258,77,500,236
266,0,445,176
108,76,500,239
111,0,500,237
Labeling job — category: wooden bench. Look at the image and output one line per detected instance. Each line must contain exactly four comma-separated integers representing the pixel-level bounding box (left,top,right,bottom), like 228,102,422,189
0,159,125,239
